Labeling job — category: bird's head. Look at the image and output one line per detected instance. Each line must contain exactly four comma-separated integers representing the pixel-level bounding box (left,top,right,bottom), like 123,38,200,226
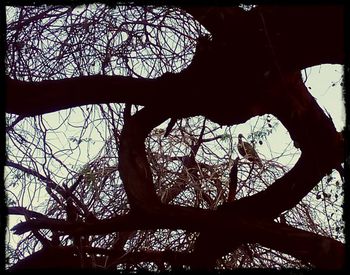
238,134,244,140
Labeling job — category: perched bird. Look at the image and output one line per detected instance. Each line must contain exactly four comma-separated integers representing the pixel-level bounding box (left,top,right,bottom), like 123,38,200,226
237,134,262,167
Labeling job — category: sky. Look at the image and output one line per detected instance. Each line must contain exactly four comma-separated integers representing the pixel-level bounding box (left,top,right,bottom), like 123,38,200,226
302,64,345,132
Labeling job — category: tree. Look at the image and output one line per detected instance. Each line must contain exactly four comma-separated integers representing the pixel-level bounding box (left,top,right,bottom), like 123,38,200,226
5,4,345,270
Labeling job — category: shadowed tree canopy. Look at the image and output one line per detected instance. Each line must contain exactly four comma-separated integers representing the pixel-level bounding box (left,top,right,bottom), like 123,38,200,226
5,4,345,270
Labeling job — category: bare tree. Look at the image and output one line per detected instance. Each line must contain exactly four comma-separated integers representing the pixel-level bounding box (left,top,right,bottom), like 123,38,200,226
5,4,345,270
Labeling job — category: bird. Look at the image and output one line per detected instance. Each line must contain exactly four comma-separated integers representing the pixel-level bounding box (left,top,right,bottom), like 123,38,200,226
237,134,262,167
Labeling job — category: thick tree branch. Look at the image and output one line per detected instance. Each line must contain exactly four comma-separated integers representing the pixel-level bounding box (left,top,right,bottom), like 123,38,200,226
8,206,47,219
118,106,170,212
11,210,344,269
6,7,343,118
219,72,344,219
5,74,163,116
182,5,344,71
250,221,345,269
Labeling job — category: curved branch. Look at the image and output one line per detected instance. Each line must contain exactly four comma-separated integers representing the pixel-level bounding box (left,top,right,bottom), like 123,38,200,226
6,159,66,194
6,75,163,116
118,107,169,212
6,160,91,217
219,72,344,219
250,221,345,269
11,211,344,269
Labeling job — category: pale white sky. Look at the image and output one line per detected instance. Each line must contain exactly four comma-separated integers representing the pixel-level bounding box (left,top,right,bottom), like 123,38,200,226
302,64,345,132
